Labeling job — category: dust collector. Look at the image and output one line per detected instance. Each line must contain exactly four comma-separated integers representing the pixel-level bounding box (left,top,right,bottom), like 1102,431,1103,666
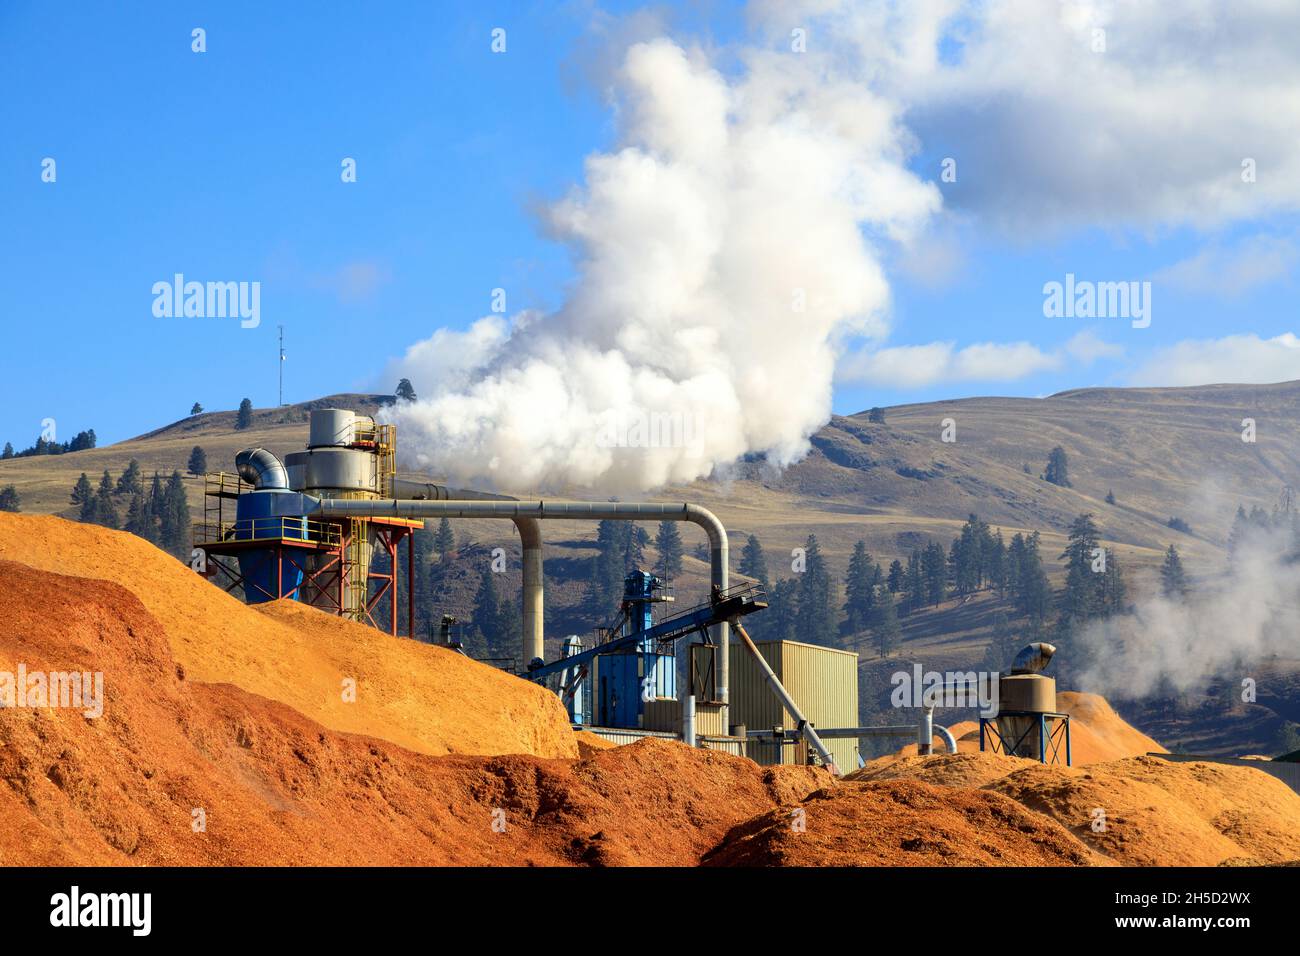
983,642,1072,765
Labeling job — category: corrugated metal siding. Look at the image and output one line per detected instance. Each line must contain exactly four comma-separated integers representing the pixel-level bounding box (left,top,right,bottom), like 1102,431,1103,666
730,639,858,769
642,699,727,736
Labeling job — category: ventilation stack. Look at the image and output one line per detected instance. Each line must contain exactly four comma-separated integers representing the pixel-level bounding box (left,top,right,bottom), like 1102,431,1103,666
284,408,393,619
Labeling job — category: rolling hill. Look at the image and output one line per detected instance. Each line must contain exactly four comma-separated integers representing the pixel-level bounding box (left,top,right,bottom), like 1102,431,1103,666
4,380,1299,756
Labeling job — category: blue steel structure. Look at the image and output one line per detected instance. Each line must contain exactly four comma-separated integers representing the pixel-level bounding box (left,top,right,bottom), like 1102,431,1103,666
529,571,767,729
979,711,1072,765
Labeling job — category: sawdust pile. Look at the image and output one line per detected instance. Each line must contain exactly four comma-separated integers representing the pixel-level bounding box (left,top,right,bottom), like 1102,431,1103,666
573,731,619,759
988,757,1300,866
703,779,1099,867
0,557,836,865
849,751,1040,789
896,692,1164,764
0,514,576,759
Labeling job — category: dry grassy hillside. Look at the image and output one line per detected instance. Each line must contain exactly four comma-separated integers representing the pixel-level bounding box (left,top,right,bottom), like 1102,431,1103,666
4,384,1299,755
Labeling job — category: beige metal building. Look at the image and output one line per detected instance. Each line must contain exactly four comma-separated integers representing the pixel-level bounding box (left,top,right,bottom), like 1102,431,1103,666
729,638,859,770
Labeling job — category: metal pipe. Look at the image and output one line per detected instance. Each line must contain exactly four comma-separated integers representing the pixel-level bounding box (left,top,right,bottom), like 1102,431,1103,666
919,707,935,756
731,621,838,775
235,447,288,490
305,497,731,717
387,480,544,664
683,694,696,748
513,517,544,664
934,723,958,755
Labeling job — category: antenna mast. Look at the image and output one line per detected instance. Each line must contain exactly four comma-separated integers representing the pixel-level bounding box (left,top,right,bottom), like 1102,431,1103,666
278,325,286,406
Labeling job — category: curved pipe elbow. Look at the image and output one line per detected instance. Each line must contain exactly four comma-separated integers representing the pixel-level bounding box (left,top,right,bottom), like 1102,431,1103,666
235,447,288,490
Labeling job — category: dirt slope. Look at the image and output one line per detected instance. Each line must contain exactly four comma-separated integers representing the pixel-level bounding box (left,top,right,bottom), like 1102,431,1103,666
0,557,838,865
703,779,1099,867
0,513,576,759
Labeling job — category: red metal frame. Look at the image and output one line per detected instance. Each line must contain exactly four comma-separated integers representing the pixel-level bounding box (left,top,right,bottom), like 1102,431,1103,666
198,517,418,637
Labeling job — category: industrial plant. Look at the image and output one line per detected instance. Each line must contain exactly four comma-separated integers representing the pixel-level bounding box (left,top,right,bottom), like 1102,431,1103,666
192,407,1083,774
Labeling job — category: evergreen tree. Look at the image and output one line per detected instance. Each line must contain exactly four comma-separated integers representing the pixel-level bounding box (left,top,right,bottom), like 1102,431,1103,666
148,472,164,520
71,472,94,508
159,470,189,555
886,559,904,593
764,578,799,642
867,407,886,423
497,589,522,660
870,591,901,658
1059,513,1106,626
115,458,143,496
124,492,157,543
1009,532,1052,628
843,540,878,635
0,485,20,512
187,446,208,476
986,530,1007,597
190,402,203,416
1105,489,1116,505
796,534,836,646
739,533,769,587
92,470,119,529
1044,446,1071,487
433,517,455,557
921,541,947,606
1,442,12,459
471,567,503,657
904,550,924,613
948,514,991,596
235,398,253,430
653,520,683,580
1160,544,1187,597
395,378,418,402
587,520,634,617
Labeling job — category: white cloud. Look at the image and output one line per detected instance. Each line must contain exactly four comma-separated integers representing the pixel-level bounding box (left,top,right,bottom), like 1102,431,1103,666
1130,332,1300,387
753,0,1300,234
838,329,1120,388
1153,234,1300,298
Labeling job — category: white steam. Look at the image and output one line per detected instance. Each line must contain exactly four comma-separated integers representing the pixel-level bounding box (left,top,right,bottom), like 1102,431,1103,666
386,37,939,491
1077,528,1300,701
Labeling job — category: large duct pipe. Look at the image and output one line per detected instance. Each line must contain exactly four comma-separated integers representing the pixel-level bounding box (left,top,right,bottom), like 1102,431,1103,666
235,448,288,490
388,479,544,664
305,497,730,719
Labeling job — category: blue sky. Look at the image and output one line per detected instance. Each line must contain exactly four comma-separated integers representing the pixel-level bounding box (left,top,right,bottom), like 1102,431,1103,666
3,1,1298,451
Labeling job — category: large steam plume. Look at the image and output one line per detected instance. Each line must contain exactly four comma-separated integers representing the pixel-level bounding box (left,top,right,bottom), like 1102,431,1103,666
385,37,939,490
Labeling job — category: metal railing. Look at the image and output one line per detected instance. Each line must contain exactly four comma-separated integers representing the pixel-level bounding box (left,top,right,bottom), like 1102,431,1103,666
192,516,342,547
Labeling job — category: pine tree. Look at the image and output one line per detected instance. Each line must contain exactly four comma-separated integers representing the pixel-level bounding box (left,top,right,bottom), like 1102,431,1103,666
1059,513,1105,626
986,530,1007,597
1105,489,1116,505
921,541,947,606
843,541,878,635
472,567,503,656
93,470,119,529
187,446,207,476
904,550,924,613
190,402,203,416
497,589,522,660
71,472,94,508
796,534,836,646
236,398,253,430
115,459,142,496
159,470,189,555
1044,446,1071,487
1,442,12,459
764,578,799,642
124,492,158,542
653,521,683,580
0,485,20,512
739,533,769,587
395,378,418,402
871,591,901,658
886,559,904,593
433,517,455,557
